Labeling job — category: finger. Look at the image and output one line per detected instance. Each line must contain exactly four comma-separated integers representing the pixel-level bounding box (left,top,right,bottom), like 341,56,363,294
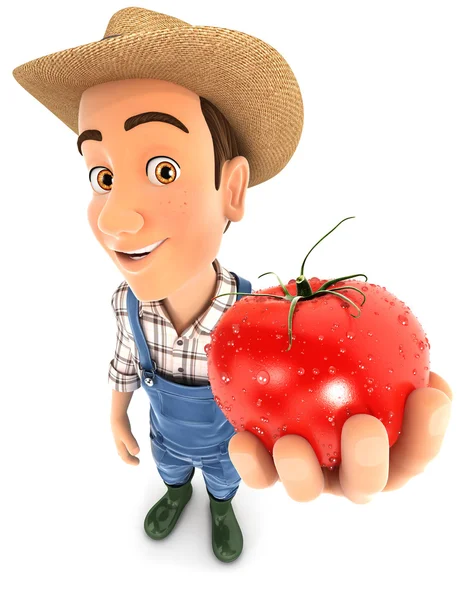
122,431,140,456
339,414,390,504
229,431,278,488
384,386,451,491
273,435,325,502
116,439,140,466
428,371,453,401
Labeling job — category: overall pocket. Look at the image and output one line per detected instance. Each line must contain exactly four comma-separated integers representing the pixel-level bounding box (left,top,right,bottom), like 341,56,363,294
160,393,216,425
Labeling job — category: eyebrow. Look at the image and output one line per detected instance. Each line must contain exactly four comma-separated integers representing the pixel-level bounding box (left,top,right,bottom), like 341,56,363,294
77,129,102,155
77,112,189,155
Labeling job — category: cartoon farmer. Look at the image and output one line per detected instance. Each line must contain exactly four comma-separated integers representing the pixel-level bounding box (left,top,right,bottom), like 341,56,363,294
12,7,452,563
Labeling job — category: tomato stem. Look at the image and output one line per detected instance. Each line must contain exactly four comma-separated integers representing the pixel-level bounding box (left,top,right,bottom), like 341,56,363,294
295,275,313,297
212,216,368,351
299,216,356,278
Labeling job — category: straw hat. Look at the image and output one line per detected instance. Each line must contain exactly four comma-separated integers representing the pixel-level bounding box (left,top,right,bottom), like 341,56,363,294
12,6,303,187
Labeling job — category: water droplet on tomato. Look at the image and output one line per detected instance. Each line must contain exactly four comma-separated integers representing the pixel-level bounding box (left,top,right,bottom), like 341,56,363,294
282,425,287,432
256,398,263,407
414,353,420,359
346,331,355,340
329,457,338,464
367,387,374,393
256,370,270,385
242,388,247,393
385,384,392,391
388,368,394,373
367,331,373,337
328,366,336,375
398,315,409,326
418,341,425,351
308,388,314,393
312,368,320,375
327,415,334,422
367,354,373,361
413,369,417,375
260,417,269,423
399,345,403,354
332,322,339,329
221,372,231,384
232,323,240,334
227,340,235,346
388,411,395,419
362,286,368,292
298,367,305,375
328,444,332,449
318,335,325,341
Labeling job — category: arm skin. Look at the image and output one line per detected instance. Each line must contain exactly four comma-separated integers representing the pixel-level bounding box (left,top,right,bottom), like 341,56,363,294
229,371,453,503
110,389,141,466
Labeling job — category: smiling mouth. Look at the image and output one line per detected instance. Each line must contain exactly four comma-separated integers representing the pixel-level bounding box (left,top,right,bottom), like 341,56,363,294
115,238,168,261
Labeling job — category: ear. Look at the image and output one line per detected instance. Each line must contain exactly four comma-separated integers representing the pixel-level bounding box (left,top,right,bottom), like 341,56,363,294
220,156,250,223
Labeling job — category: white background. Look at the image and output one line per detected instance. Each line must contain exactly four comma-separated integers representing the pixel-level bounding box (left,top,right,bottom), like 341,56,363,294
2,1,471,599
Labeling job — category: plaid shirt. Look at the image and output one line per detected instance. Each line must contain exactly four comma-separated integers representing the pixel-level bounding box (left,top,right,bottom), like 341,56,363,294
108,258,239,392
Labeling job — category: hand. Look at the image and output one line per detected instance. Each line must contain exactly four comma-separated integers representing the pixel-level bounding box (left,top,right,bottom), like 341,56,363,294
110,413,141,466
228,371,452,503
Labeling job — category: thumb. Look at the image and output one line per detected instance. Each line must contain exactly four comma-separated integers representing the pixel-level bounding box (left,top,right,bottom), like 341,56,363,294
122,431,140,456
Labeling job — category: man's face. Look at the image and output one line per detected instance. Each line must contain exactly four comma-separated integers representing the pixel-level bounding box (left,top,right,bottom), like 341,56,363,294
78,78,229,301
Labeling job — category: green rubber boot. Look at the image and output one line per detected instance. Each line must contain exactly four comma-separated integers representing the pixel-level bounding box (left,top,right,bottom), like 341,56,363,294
208,491,243,563
144,469,194,540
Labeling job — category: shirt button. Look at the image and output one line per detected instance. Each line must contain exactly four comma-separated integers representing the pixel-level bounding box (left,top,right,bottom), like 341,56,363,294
177,339,183,345
178,367,184,372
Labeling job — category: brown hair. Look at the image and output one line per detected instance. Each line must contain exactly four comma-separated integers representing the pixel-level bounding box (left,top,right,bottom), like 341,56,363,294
200,97,240,234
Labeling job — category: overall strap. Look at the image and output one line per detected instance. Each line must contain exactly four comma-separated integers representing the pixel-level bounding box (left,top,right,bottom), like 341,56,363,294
230,272,252,298
126,286,154,372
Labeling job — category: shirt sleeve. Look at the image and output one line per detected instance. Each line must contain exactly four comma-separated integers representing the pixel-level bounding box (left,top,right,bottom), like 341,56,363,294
108,290,141,393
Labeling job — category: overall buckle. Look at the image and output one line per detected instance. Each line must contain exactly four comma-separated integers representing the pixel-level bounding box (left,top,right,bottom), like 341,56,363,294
140,360,157,387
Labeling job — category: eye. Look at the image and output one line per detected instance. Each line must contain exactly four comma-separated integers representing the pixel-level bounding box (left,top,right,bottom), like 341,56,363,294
146,156,180,186
89,166,113,194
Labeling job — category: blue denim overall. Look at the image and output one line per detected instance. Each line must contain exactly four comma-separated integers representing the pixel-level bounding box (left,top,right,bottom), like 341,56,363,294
126,271,252,500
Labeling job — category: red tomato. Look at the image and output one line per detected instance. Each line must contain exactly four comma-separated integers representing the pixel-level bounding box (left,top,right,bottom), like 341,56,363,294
207,220,430,467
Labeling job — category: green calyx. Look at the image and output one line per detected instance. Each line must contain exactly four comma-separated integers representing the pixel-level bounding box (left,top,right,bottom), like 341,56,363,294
213,216,368,351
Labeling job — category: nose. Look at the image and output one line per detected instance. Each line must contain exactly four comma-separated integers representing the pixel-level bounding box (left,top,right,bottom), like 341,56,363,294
97,196,144,237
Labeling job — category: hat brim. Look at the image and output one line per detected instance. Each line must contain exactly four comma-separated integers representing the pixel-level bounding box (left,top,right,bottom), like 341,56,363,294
12,26,303,187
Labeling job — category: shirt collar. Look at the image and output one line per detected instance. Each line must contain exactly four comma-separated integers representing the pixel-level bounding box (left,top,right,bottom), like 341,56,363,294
139,258,237,336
